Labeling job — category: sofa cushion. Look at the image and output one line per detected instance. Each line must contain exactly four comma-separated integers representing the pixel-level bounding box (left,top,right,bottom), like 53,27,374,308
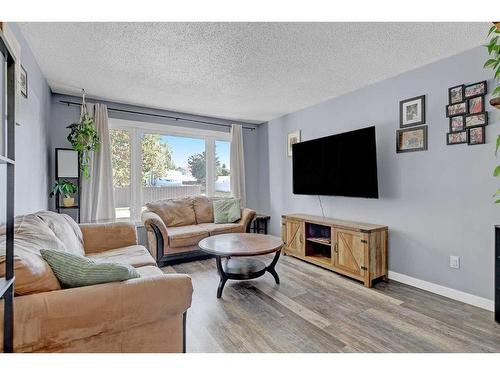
87,245,156,268
167,225,209,248
0,214,62,295
35,210,85,256
193,196,214,224
41,249,140,288
146,197,196,227
213,198,241,224
197,223,243,236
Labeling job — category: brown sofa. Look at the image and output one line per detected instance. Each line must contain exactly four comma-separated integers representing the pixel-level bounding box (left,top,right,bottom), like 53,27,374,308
142,196,256,266
0,211,192,353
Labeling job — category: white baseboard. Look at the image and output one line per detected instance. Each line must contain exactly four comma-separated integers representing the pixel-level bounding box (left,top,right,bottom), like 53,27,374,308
388,271,494,312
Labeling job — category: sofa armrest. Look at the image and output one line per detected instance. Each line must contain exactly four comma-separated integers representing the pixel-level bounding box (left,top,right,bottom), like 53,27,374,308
80,222,138,254
5,273,192,352
238,208,256,233
142,210,169,260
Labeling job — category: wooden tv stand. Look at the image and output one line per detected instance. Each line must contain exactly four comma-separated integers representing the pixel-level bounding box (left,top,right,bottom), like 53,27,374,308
281,214,388,287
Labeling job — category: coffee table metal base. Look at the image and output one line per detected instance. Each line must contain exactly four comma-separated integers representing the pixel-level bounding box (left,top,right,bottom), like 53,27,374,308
215,250,281,298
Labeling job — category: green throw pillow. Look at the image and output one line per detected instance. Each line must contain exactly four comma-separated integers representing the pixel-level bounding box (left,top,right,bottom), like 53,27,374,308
213,198,241,224
40,249,140,288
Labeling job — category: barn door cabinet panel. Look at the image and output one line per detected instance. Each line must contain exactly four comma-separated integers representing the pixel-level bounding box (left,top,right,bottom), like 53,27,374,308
281,214,388,287
282,218,305,257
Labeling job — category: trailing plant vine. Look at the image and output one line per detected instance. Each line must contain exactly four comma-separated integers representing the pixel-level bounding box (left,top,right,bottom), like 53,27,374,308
66,92,100,179
486,23,500,203
484,24,500,99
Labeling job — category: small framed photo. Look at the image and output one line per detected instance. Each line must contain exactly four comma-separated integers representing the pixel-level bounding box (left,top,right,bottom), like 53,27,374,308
464,81,487,99
287,130,301,157
468,126,485,145
446,131,468,145
20,65,28,98
448,85,464,104
400,95,425,128
396,125,428,153
468,96,484,114
449,116,465,132
465,112,488,128
446,101,468,117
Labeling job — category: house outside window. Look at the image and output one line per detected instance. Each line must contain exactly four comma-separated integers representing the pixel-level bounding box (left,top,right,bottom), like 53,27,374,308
109,118,231,220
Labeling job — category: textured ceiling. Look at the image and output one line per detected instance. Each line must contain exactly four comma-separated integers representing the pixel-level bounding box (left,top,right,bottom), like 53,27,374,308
19,22,489,123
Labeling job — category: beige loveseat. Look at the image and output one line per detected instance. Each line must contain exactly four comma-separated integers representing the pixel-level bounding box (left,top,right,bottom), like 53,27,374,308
142,196,256,266
0,211,192,353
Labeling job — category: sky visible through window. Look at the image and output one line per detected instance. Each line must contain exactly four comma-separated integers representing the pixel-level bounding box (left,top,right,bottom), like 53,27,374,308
160,135,230,169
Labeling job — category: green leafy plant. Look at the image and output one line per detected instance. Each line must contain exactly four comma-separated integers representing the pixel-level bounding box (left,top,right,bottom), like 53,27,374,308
484,24,500,98
49,180,78,198
489,23,500,203
67,112,100,179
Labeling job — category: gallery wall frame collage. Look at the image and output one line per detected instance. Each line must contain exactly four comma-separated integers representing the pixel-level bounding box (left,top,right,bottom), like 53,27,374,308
396,80,489,153
446,81,488,146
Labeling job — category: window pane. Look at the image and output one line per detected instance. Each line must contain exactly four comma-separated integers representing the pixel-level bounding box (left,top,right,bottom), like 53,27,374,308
141,134,205,204
110,129,131,218
215,140,231,198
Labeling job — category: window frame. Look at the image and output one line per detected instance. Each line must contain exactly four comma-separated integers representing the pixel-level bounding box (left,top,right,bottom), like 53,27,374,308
109,118,231,219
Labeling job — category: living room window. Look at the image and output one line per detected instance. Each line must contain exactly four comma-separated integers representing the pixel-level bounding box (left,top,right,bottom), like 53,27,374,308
109,118,231,220
215,140,231,198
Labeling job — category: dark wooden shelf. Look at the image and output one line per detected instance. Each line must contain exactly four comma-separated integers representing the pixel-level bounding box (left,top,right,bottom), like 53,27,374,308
55,148,81,223
2,27,18,353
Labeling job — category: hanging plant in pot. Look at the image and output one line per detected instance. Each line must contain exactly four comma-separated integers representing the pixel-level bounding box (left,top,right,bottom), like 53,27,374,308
49,179,78,207
67,91,100,179
485,22,500,109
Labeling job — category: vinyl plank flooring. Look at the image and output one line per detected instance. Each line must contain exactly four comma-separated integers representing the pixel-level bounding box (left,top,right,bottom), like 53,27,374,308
163,255,500,353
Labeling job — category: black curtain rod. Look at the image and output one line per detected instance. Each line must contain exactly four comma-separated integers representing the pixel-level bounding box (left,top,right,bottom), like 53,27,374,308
59,100,257,131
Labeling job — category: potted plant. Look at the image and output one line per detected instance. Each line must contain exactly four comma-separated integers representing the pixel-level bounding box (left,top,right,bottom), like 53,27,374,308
50,180,78,207
66,91,100,179
485,22,500,109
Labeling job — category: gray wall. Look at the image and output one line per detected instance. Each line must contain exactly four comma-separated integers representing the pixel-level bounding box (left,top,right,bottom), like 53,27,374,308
9,24,51,215
49,94,264,211
264,46,499,300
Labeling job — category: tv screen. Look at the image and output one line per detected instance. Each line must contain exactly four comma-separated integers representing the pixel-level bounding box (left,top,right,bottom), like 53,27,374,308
292,126,378,198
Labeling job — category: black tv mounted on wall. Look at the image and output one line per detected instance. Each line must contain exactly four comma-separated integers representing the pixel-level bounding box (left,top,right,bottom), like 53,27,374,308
292,126,379,198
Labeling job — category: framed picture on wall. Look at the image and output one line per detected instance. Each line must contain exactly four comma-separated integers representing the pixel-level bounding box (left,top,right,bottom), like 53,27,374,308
446,101,468,117
449,115,465,132
468,96,485,114
20,65,27,98
465,112,488,128
399,95,425,128
446,131,468,145
396,125,428,153
287,130,301,157
448,85,464,104
464,80,487,99
468,126,485,145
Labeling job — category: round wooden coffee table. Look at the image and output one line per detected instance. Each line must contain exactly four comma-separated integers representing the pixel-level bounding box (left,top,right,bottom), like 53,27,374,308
198,233,284,298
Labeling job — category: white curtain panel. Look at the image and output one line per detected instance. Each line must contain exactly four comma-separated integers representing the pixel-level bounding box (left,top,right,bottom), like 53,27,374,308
230,124,246,207
81,103,116,222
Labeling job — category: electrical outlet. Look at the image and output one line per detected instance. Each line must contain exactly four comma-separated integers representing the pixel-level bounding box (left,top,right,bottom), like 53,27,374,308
450,255,460,269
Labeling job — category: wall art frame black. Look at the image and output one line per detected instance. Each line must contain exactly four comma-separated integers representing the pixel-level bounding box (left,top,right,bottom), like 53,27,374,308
399,95,426,128
448,84,464,104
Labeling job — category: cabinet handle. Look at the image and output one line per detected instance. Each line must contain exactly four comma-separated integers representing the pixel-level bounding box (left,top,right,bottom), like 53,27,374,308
334,243,338,253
